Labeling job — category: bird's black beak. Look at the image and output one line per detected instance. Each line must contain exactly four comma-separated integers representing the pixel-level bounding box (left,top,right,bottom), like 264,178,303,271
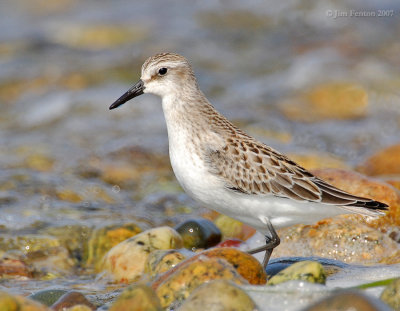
109,79,145,110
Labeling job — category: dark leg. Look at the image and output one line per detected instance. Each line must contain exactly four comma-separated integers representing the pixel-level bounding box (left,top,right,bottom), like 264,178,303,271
247,222,280,268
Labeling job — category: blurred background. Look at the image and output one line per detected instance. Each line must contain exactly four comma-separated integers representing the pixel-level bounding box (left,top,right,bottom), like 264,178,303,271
0,0,399,295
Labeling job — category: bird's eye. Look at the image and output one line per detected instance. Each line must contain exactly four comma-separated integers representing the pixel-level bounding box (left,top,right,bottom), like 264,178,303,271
158,67,168,76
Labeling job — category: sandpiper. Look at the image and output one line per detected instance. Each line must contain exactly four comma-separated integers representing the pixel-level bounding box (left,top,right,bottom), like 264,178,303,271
109,53,388,268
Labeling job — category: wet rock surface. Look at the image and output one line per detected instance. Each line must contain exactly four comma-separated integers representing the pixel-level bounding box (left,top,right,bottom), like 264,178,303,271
268,261,326,285
108,284,162,311
102,226,183,282
178,280,258,311
152,256,247,309
303,291,392,311
380,278,400,310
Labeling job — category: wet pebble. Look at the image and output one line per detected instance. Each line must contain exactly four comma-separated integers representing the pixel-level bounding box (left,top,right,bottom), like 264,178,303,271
51,291,95,311
178,280,257,311
197,247,267,285
304,290,392,311
102,226,183,282
0,291,49,311
85,223,142,270
109,284,162,311
175,218,221,251
28,289,67,306
0,257,33,279
380,278,400,310
268,260,326,285
214,214,256,240
152,256,247,309
145,249,187,279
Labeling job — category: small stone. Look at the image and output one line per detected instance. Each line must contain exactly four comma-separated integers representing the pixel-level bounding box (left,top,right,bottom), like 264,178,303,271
102,226,183,283
85,223,141,270
268,261,326,285
0,291,50,311
51,292,95,311
214,214,256,240
145,249,186,279
28,289,68,306
0,257,33,279
304,290,392,311
152,256,247,309
380,278,400,310
178,280,257,311
357,144,400,177
175,218,221,251
109,284,162,311
63,305,93,311
197,247,267,285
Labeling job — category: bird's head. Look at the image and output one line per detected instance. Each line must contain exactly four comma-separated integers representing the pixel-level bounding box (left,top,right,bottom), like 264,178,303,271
109,53,197,110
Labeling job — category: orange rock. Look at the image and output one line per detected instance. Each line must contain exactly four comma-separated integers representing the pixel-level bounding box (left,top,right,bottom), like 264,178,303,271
311,168,400,226
198,248,267,285
357,144,400,176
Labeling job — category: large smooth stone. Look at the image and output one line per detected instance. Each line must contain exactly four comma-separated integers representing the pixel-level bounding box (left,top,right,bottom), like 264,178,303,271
102,226,183,282
109,284,162,311
152,256,247,309
268,261,326,285
145,249,187,279
178,280,257,311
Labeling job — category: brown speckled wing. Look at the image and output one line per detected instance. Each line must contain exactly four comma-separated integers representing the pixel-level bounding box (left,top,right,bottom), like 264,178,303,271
205,138,388,211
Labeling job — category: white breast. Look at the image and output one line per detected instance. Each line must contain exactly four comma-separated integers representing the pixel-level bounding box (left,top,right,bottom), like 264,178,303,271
162,96,223,202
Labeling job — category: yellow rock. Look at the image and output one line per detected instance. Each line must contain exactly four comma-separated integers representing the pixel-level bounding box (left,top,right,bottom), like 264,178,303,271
63,306,93,311
380,278,400,310
214,214,256,241
178,280,256,311
268,261,326,285
102,227,183,283
109,284,162,311
0,291,50,311
145,250,186,279
153,257,247,309
86,223,141,270
281,82,368,122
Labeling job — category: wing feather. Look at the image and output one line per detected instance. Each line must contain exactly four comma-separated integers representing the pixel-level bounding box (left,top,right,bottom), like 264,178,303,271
205,138,388,214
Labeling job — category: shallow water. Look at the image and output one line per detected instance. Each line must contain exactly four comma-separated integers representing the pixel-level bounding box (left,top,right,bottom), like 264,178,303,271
1,0,400,309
